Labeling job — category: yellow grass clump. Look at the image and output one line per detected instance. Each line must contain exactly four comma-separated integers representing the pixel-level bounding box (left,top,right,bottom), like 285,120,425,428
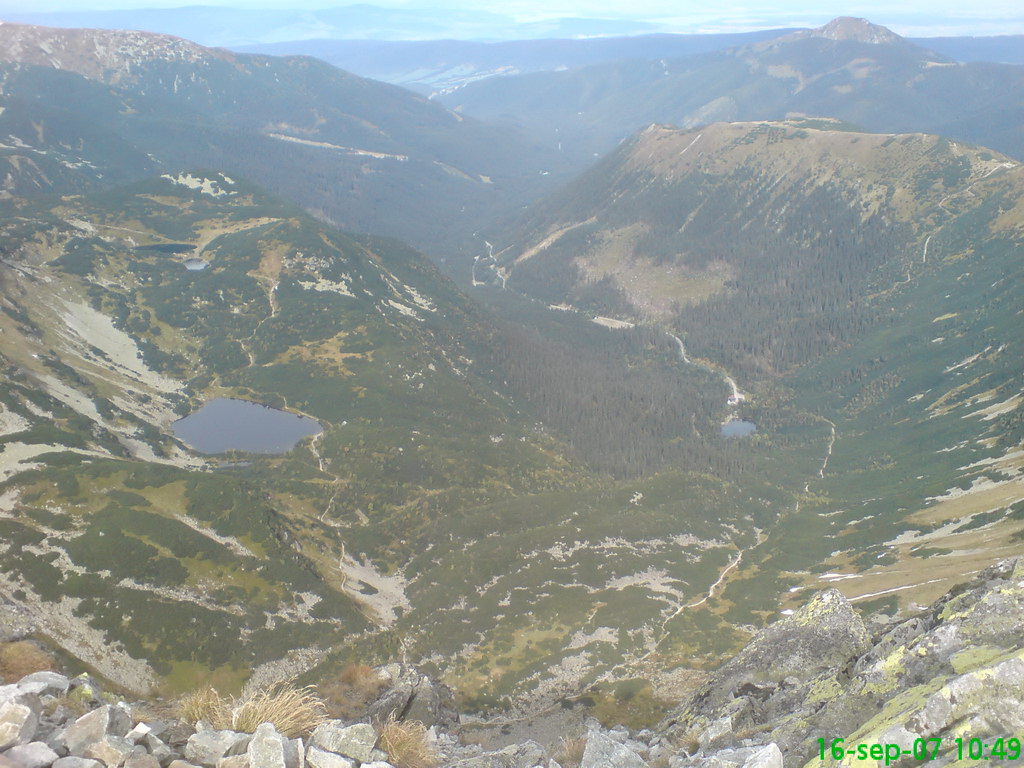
554,736,588,768
0,641,59,683
320,663,387,720
177,684,328,738
377,714,440,768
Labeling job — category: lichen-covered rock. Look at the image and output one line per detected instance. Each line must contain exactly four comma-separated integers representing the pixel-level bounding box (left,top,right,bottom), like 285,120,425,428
0,691,42,751
309,723,376,763
63,707,132,755
183,732,250,768
4,741,60,768
704,590,869,712
579,732,646,768
660,558,1024,767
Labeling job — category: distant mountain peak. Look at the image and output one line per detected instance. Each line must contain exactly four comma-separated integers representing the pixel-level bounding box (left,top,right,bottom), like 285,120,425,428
0,21,229,83
811,16,902,44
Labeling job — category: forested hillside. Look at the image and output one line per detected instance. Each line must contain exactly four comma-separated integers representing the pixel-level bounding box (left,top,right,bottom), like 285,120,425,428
0,22,564,261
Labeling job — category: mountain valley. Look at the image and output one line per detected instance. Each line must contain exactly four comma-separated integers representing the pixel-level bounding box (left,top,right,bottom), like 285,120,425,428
0,14,1022,764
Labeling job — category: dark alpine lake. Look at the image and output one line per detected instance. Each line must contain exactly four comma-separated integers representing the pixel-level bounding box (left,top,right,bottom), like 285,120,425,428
721,419,757,438
172,398,322,454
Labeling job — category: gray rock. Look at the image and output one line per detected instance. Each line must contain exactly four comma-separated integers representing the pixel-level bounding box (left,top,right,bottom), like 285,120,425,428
359,763,395,768
580,732,646,768
245,724,301,768
0,692,42,751
124,725,152,746
215,757,249,768
697,719,732,752
141,735,175,767
167,762,203,768
63,708,132,755
83,736,136,768
309,723,377,763
148,723,190,752
0,686,21,704
304,747,354,768
1,754,20,768
282,741,303,768
184,732,251,768
740,745,781,768
123,753,161,768
52,759,104,768
450,741,545,768
17,675,70,699
4,741,60,768
366,669,458,730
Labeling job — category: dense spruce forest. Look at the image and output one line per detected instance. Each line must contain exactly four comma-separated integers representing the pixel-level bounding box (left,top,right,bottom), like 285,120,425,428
481,293,750,478
667,179,910,378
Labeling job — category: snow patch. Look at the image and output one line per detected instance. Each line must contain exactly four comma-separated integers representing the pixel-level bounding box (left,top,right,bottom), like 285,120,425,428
160,173,234,197
592,315,635,329
298,276,355,298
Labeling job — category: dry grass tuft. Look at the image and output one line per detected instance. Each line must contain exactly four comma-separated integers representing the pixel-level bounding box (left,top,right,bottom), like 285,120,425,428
177,684,327,738
670,731,700,758
0,641,59,683
340,663,384,696
555,736,588,768
378,714,440,768
178,686,230,729
231,685,328,738
320,663,387,720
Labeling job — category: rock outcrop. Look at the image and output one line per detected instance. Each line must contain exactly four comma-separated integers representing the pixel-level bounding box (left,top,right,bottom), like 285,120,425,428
3,559,1024,768
661,558,1024,765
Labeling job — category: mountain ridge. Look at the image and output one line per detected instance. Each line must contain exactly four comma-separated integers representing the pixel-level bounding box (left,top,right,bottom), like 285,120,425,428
438,17,1024,166
0,20,566,261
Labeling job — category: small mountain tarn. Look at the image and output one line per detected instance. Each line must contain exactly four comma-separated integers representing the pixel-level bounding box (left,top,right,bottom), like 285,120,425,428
171,398,323,455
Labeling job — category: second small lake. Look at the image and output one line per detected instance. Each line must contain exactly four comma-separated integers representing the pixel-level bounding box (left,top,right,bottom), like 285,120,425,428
172,398,322,454
721,419,757,438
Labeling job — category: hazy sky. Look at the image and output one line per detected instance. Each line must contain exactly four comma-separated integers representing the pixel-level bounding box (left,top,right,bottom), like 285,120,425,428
2,0,1023,36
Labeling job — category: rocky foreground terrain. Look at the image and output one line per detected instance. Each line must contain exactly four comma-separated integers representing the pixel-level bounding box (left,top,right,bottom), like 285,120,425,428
3,558,1024,768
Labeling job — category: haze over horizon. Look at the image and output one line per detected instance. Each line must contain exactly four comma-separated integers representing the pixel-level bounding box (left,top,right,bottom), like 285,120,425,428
1,0,1023,38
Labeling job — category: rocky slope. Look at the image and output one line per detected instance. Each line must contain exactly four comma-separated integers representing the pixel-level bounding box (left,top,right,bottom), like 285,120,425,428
4,557,1024,768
